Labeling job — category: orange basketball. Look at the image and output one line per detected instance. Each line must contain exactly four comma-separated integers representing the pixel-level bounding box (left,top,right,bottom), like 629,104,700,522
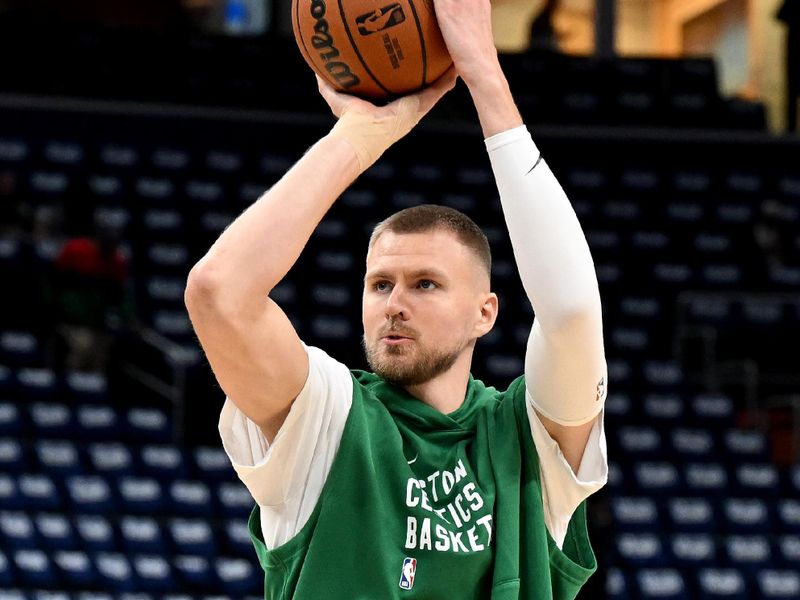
292,0,452,101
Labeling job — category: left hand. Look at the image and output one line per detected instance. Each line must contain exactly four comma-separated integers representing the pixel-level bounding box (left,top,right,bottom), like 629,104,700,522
433,0,501,87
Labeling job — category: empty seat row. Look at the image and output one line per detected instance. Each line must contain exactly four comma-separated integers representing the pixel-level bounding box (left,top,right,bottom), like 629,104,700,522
0,512,252,557
610,496,800,534
606,566,800,600
0,441,237,481
612,532,800,570
0,548,260,595
0,474,250,517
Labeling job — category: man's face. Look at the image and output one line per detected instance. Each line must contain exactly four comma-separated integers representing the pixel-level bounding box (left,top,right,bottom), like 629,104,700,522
362,229,494,386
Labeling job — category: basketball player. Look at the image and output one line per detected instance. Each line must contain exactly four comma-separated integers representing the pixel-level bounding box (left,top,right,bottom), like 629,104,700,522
185,0,608,596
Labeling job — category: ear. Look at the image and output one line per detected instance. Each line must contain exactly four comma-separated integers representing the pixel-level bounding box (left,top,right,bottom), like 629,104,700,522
475,292,499,337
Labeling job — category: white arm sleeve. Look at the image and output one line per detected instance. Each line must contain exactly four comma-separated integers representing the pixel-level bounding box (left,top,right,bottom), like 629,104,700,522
486,125,608,548
486,125,607,426
218,344,352,549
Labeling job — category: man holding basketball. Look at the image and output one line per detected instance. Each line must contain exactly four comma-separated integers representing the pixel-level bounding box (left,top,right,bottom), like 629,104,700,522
185,0,607,596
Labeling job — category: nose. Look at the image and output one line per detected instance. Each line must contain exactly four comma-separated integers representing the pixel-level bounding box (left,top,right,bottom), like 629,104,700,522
385,286,409,321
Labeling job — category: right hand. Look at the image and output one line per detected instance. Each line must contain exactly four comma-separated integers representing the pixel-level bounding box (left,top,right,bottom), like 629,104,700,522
317,68,458,170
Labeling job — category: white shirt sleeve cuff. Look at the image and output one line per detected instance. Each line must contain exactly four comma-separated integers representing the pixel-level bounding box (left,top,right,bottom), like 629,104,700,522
526,394,608,549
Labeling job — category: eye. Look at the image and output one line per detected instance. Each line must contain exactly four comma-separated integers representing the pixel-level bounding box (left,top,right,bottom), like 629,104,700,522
418,280,437,290
374,281,392,293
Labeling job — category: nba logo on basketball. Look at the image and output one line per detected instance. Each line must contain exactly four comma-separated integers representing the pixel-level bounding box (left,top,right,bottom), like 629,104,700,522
398,557,417,590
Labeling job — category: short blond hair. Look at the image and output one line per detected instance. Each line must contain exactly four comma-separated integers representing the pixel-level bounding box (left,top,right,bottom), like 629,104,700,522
369,204,491,279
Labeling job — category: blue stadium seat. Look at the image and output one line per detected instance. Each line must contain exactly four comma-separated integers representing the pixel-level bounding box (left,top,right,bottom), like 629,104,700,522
0,550,12,589
64,371,109,404
125,408,171,444
667,497,716,533
723,430,769,462
723,535,771,572
614,533,665,567
30,591,70,600
192,447,233,482
145,243,189,274
642,393,684,425
139,445,187,481
732,464,780,497
723,498,770,534
173,555,214,589
610,497,659,532
0,474,20,509
0,331,44,368
66,475,115,514
691,394,734,428
120,517,164,555
95,552,136,592
0,439,26,474
683,463,728,498
215,557,261,595
74,515,117,552
632,462,680,495
607,461,625,492
756,570,800,599
776,536,800,568
0,512,37,550
787,466,800,497
17,473,61,511
133,555,174,592
74,592,113,600
217,482,253,518
35,513,77,551
53,550,96,587
17,371,59,402
13,549,57,588
28,401,73,436
670,429,714,460
186,180,224,205
776,499,800,533
137,179,178,204
117,594,156,600
669,533,716,568
88,443,135,478
604,567,629,600
118,477,165,515
642,360,684,390
168,519,216,557
310,316,352,341
696,568,748,599
604,393,632,421
617,427,662,458
35,440,83,478
0,402,22,437
205,149,242,174
0,592,25,600
169,481,213,517
76,404,120,441
224,519,252,557
634,568,687,600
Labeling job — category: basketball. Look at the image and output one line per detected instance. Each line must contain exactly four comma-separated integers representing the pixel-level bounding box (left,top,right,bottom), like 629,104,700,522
291,0,453,101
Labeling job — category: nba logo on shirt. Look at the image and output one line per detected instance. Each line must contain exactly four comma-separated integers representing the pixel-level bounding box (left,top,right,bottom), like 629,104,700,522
398,557,417,590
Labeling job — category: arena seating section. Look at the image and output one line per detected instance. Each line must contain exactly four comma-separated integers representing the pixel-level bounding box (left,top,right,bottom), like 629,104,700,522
0,34,799,599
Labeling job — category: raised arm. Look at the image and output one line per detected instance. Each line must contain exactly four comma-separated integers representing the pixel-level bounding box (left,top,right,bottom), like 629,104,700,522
434,0,606,471
185,74,456,442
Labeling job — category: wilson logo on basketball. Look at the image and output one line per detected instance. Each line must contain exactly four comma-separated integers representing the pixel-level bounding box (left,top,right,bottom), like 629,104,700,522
308,0,361,89
356,4,406,36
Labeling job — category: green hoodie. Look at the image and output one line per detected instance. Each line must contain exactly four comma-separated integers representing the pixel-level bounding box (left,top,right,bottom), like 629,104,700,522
248,371,597,599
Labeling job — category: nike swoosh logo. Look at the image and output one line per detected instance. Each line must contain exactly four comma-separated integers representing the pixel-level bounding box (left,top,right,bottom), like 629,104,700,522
407,454,418,465
526,153,543,175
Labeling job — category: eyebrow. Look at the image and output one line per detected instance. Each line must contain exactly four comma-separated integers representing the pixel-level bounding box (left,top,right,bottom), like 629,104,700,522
364,268,449,283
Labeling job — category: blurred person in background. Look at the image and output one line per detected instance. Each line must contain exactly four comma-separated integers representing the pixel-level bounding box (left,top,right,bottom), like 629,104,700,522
51,217,137,373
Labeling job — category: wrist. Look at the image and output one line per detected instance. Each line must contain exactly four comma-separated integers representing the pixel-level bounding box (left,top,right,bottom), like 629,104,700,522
465,72,523,138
